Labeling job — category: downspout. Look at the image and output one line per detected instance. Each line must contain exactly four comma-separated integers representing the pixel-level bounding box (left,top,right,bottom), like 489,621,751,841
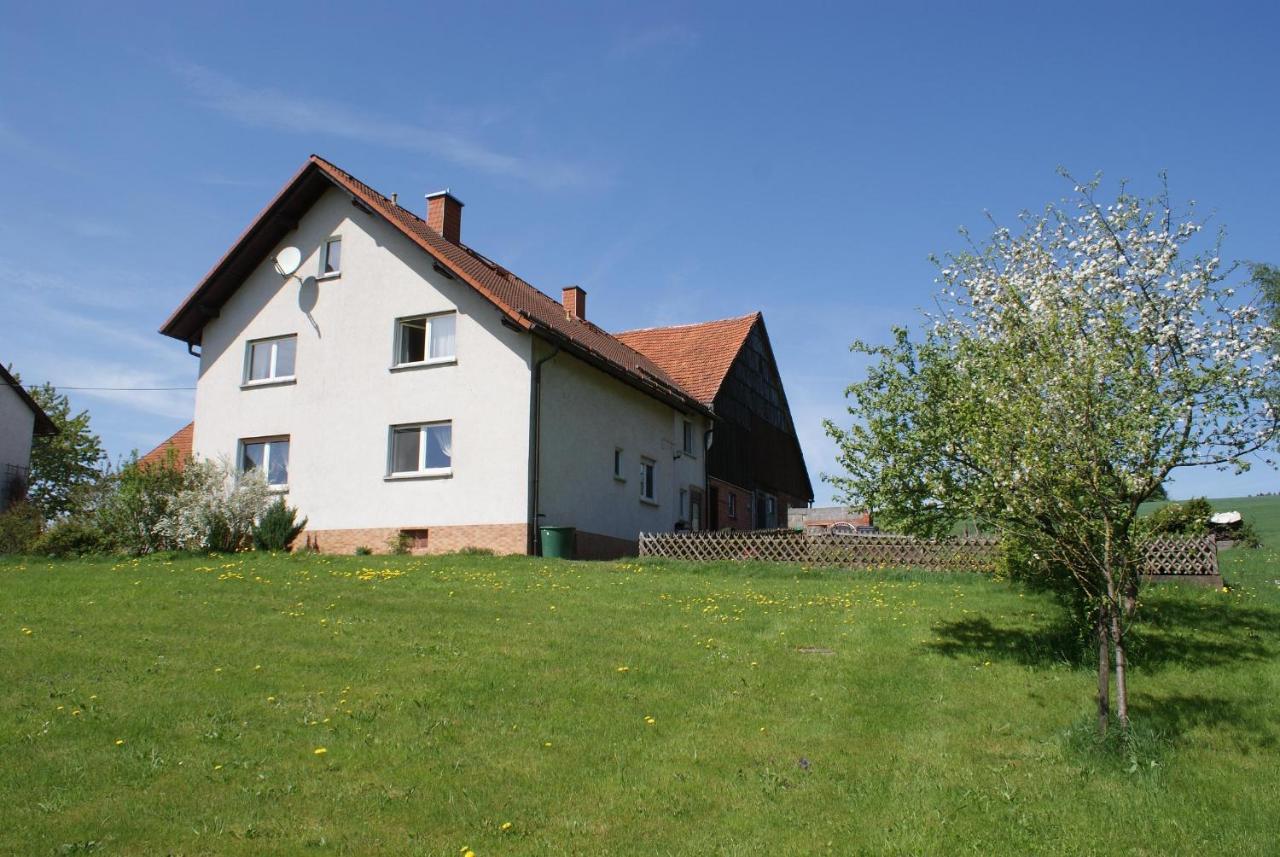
528,344,560,555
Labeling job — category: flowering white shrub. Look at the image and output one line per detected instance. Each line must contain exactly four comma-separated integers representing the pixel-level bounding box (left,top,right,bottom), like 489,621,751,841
825,173,1278,732
156,458,271,552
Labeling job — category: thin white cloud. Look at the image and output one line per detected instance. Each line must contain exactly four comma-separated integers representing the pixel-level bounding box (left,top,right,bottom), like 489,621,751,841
172,62,606,191
611,24,700,60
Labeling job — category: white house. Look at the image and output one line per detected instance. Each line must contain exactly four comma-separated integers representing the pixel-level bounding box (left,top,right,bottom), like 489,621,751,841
158,156,712,558
0,363,57,508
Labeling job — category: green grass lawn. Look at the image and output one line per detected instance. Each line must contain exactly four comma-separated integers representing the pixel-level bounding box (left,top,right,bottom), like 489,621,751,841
2,542,1277,855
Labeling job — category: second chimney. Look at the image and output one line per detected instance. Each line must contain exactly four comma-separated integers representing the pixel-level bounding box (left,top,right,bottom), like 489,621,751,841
426,190,464,243
562,285,587,320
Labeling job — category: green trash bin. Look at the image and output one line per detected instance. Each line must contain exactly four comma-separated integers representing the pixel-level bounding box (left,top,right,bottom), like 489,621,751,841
540,526,577,559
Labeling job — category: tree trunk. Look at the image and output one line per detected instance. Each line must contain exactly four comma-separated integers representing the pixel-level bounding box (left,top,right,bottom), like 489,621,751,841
1096,609,1110,736
1111,607,1130,729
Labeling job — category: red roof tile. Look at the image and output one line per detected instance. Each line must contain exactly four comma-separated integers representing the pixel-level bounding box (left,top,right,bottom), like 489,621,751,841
615,313,760,404
139,422,193,469
162,156,710,417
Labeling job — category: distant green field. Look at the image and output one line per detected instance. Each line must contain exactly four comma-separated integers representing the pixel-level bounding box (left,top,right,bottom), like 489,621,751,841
2,545,1277,855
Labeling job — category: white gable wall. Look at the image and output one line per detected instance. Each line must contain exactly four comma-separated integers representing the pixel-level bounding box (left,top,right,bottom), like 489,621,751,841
191,188,532,534
0,384,37,473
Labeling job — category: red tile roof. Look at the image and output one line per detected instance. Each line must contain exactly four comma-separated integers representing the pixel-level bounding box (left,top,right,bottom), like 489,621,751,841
161,156,710,417
139,422,193,469
615,313,760,404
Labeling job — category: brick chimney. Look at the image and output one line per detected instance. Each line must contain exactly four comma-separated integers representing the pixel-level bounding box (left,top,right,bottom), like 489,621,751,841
426,190,464,243
562,286,587,320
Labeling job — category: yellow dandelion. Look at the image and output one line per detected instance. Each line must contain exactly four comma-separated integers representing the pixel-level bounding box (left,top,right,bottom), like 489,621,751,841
254,664,262,671
616,666,630,673
500,821,513,832
214,764,223,770
544,741,552,747
313,747,328,756
71,710,81,717
267,696,276,703
21,627,32,635
115,739,125,746
644,715,656,725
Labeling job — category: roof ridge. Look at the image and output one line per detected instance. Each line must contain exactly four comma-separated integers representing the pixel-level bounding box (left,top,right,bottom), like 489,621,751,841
614,312,760,337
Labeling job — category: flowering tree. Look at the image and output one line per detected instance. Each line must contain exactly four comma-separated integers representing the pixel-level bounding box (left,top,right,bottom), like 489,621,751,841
825,175,1278,733
157,458,271,552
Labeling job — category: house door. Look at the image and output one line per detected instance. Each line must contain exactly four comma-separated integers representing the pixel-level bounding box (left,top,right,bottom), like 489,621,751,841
708,485,719,530
690,488,704,531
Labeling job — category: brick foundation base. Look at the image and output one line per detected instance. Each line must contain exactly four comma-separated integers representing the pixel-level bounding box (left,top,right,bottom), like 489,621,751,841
573,529,638,560
303,523,529,556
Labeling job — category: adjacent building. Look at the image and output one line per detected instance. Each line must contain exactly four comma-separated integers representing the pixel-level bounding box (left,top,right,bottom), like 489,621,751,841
0,363,57,509
617,314,813,529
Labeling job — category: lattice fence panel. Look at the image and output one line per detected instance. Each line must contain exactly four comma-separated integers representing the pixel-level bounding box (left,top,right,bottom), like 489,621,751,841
639,530,1218,577
639,530,1000,572
1141,535,1219,576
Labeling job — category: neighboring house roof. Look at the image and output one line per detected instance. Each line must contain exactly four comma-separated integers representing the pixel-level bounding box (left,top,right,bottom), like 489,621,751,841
160,156,711,417
614,313,760,404
0,363,58,436
139,422,194,469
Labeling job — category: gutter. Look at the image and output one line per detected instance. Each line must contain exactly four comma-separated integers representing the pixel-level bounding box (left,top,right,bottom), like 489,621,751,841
527,344,560,555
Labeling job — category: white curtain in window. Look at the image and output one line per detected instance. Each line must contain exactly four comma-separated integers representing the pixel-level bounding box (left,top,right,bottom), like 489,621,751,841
429,314,456,359
425,424,452,469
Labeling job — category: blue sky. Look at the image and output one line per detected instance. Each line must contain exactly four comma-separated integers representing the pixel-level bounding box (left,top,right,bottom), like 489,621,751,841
1,1,1277,502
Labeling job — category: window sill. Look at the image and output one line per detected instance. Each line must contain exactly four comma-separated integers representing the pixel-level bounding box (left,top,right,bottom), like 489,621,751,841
613,475,627,483
316,271,341,282
640,497,659,507
389,357,457,373
267,485,290,495
241,377,297,390
384,470,452,481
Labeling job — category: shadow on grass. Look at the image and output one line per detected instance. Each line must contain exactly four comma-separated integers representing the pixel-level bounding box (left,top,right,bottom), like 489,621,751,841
926,597,1280,672
1128,692,1278,749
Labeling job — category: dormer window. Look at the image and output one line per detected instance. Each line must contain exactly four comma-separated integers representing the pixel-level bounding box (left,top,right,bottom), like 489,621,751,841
320,236,342,278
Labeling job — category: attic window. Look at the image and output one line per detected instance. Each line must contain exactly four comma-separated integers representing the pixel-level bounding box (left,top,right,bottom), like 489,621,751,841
320,236,342,277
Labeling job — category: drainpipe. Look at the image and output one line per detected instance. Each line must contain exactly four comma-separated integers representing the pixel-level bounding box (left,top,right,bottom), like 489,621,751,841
528,345,560,555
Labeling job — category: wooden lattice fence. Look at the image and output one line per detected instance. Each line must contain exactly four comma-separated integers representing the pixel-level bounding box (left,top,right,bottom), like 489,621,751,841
639,530,1000,572
638,530,1220,579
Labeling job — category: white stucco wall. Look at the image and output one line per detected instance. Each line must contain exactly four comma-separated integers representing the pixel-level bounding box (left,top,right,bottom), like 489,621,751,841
0,384,36,473
537,344,709,542
191,188,533,530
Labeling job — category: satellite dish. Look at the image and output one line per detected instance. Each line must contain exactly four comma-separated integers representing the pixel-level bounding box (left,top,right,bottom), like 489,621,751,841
273,246,302,277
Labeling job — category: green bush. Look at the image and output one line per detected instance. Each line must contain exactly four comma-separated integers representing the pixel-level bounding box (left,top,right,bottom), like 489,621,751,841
97,454,186,555
454,545,495,556
387,532,412,555
252,499,307,552
354,546,373,556
0,502,43,554
30,518,113,557
1140,497,1213,537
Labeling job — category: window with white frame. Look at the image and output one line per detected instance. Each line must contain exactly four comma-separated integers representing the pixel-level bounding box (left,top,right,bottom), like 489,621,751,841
240,437,290,487
320,236,342,277
682,420,695,455
394,312,457,366
244,335,297,384
389,421,453,476
727,492,737,519
613,447,624,479
640,457,655,502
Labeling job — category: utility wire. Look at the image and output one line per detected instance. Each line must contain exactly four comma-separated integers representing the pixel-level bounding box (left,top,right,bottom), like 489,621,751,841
2,382,195,391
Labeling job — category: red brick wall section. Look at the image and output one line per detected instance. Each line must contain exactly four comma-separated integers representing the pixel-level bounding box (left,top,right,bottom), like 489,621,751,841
710,477,753,531
573,529,637,560
303,523,528,556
